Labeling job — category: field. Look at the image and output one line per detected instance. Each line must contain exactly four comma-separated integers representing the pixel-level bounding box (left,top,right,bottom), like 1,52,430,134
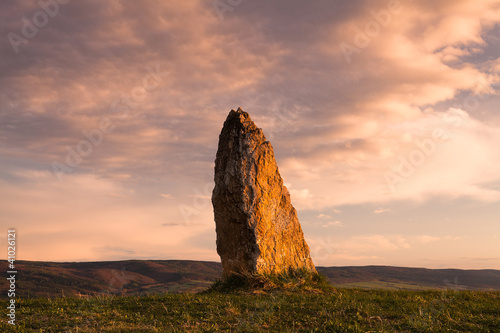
2,289,499,332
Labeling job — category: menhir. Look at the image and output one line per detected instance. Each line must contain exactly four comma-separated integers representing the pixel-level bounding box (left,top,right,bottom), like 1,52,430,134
212,107,316,276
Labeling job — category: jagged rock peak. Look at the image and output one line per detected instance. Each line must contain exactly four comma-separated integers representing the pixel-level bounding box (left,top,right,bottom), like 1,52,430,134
212,108,316,277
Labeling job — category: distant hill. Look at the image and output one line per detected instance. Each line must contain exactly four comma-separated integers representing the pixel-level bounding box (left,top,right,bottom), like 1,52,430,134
317,266,500,291
0,260,221,297
1,260,499,298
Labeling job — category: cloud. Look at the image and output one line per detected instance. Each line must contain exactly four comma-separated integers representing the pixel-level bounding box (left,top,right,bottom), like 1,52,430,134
288,186,314,209
93,246,136,256
310,234,402,255
0,169,215,261
308,233,469,266
1,0,499,267
161,222,185,227
308,234,409,266
459,256,500,262
161,221,204,227
3,0,500,203
374,208,393,214
281,107,500,209
321,221,343,228
415,235,440,244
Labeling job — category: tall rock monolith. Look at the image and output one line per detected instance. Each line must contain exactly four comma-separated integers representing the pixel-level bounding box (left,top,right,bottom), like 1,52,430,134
212,107,316,277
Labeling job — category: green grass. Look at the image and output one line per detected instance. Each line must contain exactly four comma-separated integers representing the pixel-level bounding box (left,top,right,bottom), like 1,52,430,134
204,270,333,294
332,281,434,291
1,289,499,332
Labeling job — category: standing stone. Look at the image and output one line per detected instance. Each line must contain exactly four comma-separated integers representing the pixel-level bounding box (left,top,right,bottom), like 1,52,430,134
212,107,316,277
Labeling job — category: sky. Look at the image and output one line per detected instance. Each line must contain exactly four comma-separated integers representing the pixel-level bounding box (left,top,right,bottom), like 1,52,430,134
1,0,499,269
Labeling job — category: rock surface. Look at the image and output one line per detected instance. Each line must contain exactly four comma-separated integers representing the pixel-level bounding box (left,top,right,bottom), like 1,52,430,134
212,108,316,277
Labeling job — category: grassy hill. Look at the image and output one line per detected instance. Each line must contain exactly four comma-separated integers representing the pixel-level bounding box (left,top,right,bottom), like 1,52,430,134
1,289,499,332
1,260,499,331
0,260,221,297
1,260,499,298
318,266,500,291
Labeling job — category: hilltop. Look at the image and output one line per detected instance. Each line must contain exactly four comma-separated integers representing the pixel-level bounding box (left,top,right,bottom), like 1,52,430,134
1,260,499,298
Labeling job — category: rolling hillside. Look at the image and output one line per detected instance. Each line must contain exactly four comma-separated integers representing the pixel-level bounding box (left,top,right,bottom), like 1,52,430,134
1,260,499,298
